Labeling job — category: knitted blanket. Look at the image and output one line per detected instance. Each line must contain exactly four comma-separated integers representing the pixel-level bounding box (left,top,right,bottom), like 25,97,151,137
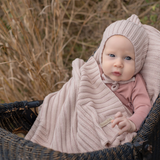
25,57,137,153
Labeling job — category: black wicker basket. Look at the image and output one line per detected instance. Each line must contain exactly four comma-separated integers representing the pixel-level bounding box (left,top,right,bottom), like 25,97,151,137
0,93,160,160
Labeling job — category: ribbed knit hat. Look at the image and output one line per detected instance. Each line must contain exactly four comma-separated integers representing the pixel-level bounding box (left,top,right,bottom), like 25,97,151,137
94,14,149,75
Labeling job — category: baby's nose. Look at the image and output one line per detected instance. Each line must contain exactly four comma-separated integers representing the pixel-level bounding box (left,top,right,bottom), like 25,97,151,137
114,59,123,68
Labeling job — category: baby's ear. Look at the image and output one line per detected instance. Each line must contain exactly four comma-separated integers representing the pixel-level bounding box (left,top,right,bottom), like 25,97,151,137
127,14,142,27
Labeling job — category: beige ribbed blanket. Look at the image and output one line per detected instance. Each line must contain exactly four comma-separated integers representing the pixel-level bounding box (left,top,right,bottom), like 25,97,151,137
25,57,136,153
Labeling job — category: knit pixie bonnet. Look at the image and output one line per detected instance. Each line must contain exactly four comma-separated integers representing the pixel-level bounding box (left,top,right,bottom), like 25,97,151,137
95,14,149,75
94,14,160,104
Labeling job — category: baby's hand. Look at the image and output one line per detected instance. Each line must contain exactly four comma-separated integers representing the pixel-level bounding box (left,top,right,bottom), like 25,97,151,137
111,112,136,135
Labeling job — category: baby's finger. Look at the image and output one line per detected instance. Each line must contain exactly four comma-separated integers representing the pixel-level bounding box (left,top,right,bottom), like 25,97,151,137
112,117,123,128
114,112,123,118
118,126,129,135
117,121,126,130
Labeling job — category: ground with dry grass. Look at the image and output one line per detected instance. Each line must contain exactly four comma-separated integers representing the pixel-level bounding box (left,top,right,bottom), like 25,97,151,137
0,0,159,102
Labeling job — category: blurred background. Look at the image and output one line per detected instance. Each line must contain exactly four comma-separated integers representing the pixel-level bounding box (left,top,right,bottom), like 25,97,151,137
0,0,159,102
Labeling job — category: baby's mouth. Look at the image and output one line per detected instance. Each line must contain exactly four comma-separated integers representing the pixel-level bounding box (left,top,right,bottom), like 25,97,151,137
112,72,121,76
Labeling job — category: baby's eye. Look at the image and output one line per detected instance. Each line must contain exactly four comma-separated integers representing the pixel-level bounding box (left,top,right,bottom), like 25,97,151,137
109,54,115,57
125,56,132,60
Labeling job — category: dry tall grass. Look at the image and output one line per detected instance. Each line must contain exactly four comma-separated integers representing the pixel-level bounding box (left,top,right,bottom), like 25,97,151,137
0,0,159,102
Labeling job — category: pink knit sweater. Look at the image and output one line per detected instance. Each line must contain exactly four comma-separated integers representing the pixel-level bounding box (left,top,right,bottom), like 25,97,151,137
25,57,137,153
106,74,151,130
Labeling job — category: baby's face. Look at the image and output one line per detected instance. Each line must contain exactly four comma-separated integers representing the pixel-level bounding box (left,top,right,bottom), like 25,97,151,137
101,35,135,82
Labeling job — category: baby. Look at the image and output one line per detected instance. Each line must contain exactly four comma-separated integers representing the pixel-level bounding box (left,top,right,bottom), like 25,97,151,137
96,15,152,136
25,15,152,153
100,35,151,135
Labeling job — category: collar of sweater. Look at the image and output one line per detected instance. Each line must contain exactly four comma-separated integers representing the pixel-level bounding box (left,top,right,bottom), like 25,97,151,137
100,68,135,91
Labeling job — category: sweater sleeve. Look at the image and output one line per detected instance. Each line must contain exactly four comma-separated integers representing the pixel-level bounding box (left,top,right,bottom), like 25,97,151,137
128,74,152,131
